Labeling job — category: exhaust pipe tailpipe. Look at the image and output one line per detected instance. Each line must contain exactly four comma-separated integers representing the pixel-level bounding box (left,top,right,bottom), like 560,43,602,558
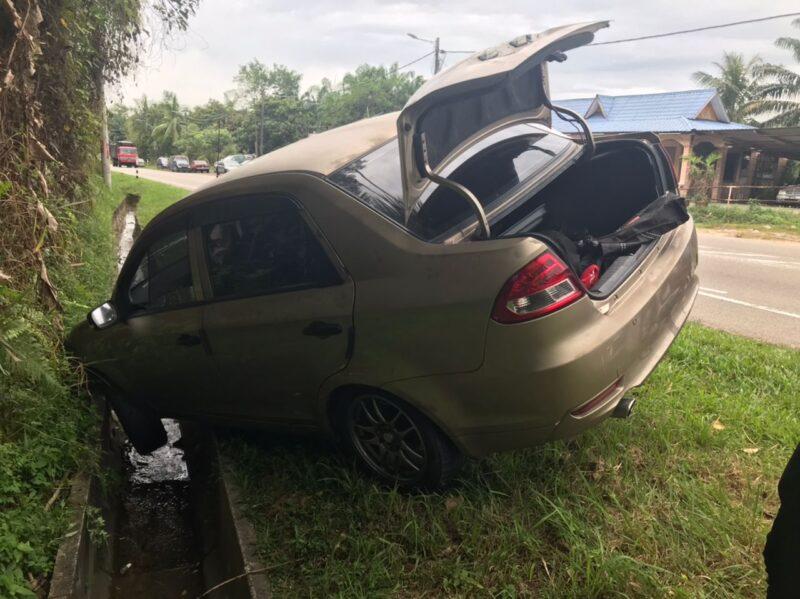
612,396,636,419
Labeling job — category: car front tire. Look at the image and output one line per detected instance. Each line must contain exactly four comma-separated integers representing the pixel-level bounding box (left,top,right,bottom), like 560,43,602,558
104,390,167,454
338,392,463,489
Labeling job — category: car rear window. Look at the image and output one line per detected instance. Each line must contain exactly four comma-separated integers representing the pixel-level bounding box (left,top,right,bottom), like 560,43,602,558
328,124,576,241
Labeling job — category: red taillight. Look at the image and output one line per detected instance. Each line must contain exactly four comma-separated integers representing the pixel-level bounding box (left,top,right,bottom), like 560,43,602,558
492,251,584,323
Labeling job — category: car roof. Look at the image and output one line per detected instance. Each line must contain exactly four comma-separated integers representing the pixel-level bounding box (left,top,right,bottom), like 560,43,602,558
206,111,399,184
143,112,400,234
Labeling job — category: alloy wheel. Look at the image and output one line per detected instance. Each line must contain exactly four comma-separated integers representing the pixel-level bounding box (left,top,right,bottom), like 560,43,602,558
347,395,428,482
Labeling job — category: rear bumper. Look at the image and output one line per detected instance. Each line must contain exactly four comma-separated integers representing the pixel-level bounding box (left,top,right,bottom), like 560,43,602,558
384,221,698,458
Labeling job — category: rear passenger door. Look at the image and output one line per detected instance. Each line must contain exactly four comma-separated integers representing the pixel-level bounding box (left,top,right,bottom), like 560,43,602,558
196,195,354,424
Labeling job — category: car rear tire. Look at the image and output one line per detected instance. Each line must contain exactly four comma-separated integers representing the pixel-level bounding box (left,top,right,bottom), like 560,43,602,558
338,391,463,489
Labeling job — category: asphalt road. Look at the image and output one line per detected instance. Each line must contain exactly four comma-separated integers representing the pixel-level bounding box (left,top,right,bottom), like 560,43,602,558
111,165,215,190
114,167,800,347
692,231,800,348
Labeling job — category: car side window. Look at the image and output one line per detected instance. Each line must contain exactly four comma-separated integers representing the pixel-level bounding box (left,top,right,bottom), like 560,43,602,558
128,230,194,310
202,209,340,299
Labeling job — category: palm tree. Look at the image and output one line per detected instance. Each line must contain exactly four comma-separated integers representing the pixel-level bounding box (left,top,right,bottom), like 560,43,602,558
756,18,800,127
692,52,765,123
152,92,186,148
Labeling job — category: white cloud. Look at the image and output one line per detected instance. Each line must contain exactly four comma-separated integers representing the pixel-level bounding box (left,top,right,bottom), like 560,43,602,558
115,0,800,106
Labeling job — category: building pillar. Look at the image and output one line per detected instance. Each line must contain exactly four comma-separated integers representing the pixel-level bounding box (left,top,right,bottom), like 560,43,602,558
741,151,761,200
677,136,693,196
774,157,789,186
711,145,728,201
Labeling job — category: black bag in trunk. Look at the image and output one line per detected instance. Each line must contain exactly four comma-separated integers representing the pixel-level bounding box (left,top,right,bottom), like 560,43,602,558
578,194,689,259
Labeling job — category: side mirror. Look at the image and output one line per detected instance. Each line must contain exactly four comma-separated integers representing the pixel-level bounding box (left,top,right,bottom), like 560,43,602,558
89,301,118,329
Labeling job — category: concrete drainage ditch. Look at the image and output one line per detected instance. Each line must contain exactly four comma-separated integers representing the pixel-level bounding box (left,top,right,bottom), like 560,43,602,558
48,195,268,599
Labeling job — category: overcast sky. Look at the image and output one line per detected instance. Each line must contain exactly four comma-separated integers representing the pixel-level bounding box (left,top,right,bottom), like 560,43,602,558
114,1,800,108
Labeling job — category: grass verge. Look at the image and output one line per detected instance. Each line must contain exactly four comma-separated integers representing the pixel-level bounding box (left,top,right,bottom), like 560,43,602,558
222,324,799,598
0,176,116,597
110,172,188,226
689,202,800,240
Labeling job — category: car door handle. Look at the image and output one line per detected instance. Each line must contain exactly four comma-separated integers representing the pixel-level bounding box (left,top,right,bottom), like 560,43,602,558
303,321,343,339
176,333,202,346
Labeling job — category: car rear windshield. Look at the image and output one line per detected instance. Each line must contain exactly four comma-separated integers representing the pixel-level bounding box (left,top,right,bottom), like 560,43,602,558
328,123,576,241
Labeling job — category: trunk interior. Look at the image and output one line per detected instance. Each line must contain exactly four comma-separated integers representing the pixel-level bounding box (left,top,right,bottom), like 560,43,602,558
497,139,672,296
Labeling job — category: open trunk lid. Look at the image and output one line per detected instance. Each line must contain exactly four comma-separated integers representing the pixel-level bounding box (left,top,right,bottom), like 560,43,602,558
396,20,609,222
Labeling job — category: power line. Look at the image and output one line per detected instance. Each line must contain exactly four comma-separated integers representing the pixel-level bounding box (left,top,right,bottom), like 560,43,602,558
396,50,434,71
402,12,800,64
592,12,800,46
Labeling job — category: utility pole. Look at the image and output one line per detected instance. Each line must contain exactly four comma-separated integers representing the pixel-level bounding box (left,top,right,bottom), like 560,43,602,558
216,118,221,164
407,33,448,75
99,81,112,188
258,98,265,156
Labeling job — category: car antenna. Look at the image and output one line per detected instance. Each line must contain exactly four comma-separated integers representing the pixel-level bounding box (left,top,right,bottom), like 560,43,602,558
541,54,596,161
416,132,491,240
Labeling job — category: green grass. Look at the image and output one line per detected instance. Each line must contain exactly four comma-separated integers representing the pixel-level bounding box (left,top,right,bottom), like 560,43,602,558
689,202,800,239
110,172,188,226
222,324,799,598
0,176,116,597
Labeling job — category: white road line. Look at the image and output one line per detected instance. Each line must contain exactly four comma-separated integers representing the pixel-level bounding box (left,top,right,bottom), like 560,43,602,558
698,291,800,320
699,286,728,295
699,247,779,259
699,253,800,269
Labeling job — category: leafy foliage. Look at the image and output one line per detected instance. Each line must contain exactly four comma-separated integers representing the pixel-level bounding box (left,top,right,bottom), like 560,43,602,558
692,53,765,124
0,176,115,596
111,62,425,162
685,152,720,205
694,19,800,126
756,18,800,127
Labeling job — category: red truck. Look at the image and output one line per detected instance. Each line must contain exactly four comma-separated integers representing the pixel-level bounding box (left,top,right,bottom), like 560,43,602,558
111,140,138,167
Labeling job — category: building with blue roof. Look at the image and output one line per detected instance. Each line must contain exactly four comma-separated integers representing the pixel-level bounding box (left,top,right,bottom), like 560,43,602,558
552,89,795,201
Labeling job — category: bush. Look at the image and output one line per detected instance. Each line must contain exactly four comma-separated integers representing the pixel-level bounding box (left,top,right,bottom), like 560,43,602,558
0,177,115,597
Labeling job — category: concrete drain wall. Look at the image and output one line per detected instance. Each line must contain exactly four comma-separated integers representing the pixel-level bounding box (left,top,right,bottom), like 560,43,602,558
48,195,268,599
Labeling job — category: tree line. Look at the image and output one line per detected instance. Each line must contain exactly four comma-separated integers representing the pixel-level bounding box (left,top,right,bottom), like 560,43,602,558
109,62,424,162
110,17,800,165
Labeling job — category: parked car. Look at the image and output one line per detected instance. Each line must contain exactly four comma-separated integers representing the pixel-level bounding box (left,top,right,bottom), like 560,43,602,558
169,155,190,172
190,159,210,173
136,158,146,167
156,156,169,169
776,185,800,205
69,21,698,489
214,154,252,175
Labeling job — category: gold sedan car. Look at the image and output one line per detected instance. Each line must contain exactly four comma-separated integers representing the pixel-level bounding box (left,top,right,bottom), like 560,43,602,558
69,21,698,487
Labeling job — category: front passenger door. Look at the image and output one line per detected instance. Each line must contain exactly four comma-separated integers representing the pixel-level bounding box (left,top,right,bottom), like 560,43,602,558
198,196,354,425
115,227,219,417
